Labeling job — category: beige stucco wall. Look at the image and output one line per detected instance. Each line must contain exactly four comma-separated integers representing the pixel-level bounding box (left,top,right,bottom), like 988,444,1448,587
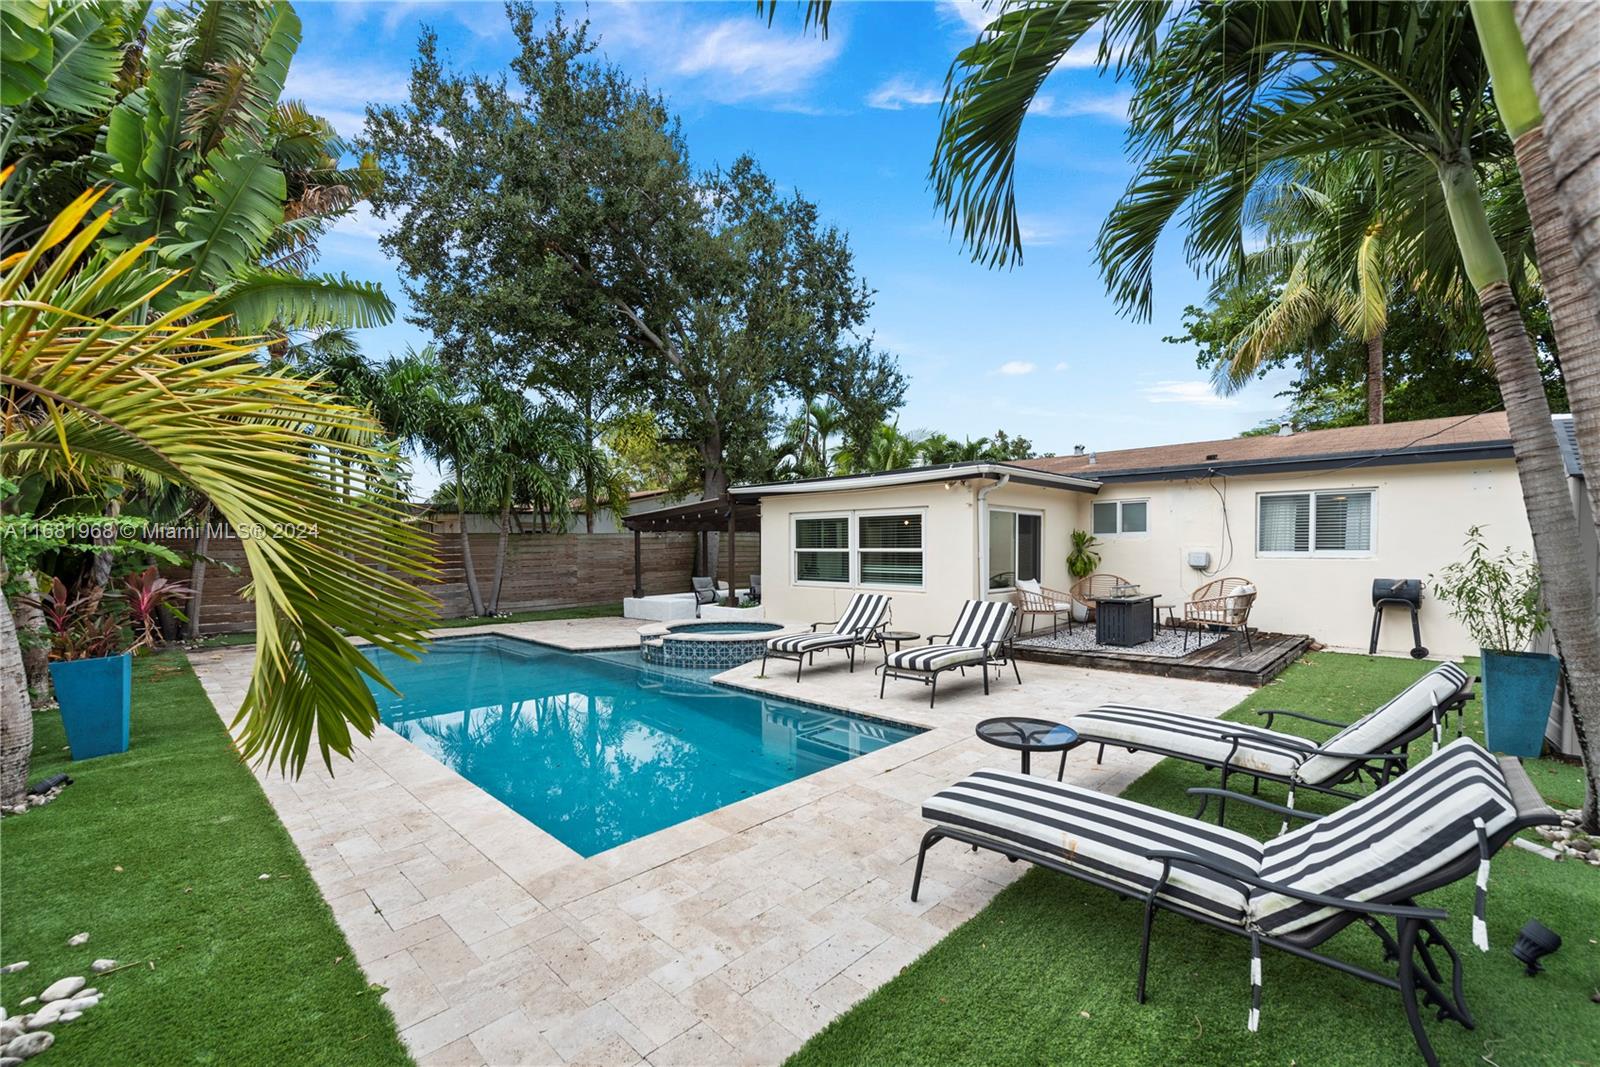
1085,459,1533,656
755,459,1533,658
758,481,982,636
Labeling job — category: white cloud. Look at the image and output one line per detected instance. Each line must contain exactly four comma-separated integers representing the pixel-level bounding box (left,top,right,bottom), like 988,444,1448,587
866,76,943,111
1015,214,1077,246
939,0,995,34
284,60,412,138
1054,361,1070,372
998,360,1037,376
1031,90,1130,122
1142,381,1237,407
664,16,843,104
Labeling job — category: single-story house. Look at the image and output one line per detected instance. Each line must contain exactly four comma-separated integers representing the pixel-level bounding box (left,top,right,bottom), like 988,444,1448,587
736,413,1565,658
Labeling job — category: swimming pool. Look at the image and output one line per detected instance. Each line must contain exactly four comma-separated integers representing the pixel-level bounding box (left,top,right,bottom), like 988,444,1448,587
360,635,922,856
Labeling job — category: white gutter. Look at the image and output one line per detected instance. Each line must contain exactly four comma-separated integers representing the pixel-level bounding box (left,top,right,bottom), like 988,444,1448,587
975,473,1010,599
735,463,1099,496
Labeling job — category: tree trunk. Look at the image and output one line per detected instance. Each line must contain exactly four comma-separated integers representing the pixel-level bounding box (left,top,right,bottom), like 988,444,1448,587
1515,1,1600,312
186,504,212,640
1365,332,1385,425
1,576,34,809
1480,280,1600,832
455,473,484,617
489,490,510,616
11,570,51,704
89,494,122,589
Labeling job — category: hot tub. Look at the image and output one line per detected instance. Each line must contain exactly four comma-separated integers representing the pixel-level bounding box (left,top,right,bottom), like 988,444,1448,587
637,619,798,670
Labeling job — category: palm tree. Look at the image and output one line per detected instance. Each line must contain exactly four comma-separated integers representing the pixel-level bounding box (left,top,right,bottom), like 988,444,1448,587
1210,159,1404,422
836,422,925,474
1,185,437,805
378,348,489,617
932,0,1600,828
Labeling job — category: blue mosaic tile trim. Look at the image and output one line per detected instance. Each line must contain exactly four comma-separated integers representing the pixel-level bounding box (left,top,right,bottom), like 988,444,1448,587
639,635,773,670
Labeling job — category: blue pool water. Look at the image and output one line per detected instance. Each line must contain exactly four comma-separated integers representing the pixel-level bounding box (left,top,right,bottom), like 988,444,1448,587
360,635,922,856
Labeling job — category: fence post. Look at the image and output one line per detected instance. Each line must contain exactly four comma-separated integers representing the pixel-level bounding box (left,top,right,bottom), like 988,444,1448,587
632,529,642,599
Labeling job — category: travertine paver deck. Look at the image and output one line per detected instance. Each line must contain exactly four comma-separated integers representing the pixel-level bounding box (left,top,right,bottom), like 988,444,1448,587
189,618,1249,1066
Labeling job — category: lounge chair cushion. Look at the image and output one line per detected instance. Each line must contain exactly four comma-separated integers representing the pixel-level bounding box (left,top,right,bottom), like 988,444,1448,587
1295,662,1470,783
768,631,861,654
1068,705,1318,779
885,643,988,672
923,769,1260,923
948,599,1016,651
1251,738,1516,936
835,592,891,636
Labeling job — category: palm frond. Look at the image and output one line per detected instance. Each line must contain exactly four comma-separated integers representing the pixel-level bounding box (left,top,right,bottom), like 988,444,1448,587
1,186,438,775
209,267,395,332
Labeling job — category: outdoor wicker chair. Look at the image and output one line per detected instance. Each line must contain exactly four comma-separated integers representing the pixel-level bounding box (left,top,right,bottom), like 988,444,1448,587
912,737,1556,1067
762,592,891,681
1183,577,1257,651
1015,579,1075,635
877,599,1019,707
1069,573,1131,619
1069,662,1474,828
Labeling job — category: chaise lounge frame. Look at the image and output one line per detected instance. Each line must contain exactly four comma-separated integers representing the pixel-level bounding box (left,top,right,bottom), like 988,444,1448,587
876,600,1021,708
761,592,891,682
1075,666,1474,823
911,753,1556,1067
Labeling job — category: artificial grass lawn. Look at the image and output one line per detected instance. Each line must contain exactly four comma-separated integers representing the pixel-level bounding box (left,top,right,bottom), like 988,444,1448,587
791,653,1600,1067
195,600,625,648
0,652,411,1066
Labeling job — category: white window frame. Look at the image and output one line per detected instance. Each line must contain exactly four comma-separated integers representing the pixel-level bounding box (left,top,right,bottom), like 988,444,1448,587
855,507,926,591
987,507,1044,591
1255,489,1377,558
1091,498,1150,538
792,511,853,586
791,508,927,590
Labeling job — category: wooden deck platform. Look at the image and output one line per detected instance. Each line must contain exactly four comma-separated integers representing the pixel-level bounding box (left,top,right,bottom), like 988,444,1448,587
1013,630,1311,687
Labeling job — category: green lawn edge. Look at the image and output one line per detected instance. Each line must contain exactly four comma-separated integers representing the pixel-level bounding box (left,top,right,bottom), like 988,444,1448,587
0,651,413,1066
787,652,1600,1067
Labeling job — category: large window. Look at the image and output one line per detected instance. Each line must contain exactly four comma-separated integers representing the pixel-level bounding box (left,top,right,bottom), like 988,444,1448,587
1092,499,1148,536
859,514,924,586
988,509,1042,590
1258,490,1374,555
793,511,924,587
794,515,850,582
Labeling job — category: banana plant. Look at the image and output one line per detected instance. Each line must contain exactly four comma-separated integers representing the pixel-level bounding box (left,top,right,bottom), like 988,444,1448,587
0,181,437,806
2,0,391,335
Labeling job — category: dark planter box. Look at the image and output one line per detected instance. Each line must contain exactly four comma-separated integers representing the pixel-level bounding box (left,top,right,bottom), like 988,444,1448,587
48,652,132,760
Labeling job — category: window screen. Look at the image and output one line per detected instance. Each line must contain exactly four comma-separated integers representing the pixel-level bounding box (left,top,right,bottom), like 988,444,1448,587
859,514,923,585
988,510,1016,589
1314,492,1373,552
1258,494,1311,553
1016,514,1042,583
1092,501,1118,535
795,516,849,582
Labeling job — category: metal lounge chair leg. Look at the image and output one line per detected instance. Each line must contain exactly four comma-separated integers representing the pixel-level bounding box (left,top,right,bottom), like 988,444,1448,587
847,647,855,673
1397,918,1442,1067
879,669,888,699
929,672,938,708
910,828,942,902
1011,654,1022,685
796,652,805,682
761,650,769,677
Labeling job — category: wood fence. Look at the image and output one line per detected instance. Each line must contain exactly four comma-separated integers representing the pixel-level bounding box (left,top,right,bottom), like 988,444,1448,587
161,529,760,634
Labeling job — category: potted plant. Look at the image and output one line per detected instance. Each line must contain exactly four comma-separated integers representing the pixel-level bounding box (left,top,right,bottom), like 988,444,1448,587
1066,530,1101,623
1431,527,1557,757
31,567,190,760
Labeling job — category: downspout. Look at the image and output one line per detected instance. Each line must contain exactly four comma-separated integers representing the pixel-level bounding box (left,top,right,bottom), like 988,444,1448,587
975,473,1010,599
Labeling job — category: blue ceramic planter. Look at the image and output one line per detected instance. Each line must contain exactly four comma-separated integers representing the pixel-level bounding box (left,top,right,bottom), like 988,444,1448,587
1480,649,1560,757
48,652,132,760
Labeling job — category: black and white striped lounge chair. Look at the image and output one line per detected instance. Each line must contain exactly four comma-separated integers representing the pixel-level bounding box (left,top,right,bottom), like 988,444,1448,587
877,599,1019,707
761,593,891,681
913,737,1557,1067
1069,662,1473,825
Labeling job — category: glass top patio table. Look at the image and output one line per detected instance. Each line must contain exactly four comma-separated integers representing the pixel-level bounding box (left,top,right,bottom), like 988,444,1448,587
975,717,1081,779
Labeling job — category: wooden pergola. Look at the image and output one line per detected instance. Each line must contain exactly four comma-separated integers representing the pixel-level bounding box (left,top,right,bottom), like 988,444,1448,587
620,495,761,603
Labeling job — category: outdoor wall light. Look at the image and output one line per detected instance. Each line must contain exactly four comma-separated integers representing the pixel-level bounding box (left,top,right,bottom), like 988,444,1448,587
1511,919,1561,976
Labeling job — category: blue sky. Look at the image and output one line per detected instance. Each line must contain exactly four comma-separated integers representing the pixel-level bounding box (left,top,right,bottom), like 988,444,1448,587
290,0,1293,490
